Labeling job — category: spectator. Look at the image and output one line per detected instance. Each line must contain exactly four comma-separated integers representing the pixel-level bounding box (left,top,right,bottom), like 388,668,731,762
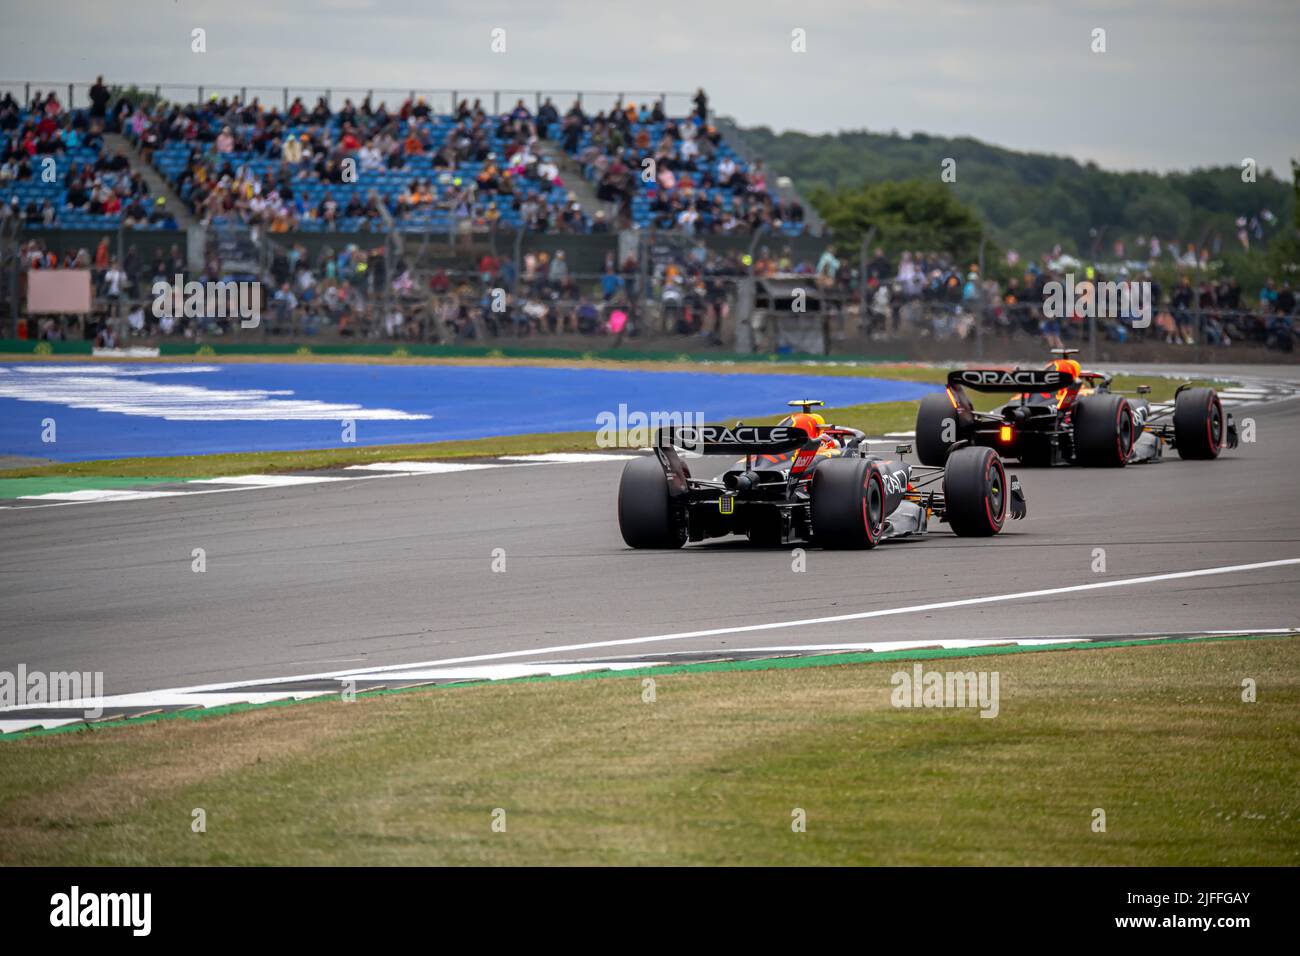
89,77,110,120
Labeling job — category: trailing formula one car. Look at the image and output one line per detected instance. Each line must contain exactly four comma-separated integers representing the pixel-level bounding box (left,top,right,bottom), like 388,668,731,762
914,349,1238,467
618,400,1025,549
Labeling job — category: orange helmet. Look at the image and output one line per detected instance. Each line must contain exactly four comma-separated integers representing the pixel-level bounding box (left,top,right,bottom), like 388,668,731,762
1051,358,1082,379
790,412,825,439
1047,358,1083,406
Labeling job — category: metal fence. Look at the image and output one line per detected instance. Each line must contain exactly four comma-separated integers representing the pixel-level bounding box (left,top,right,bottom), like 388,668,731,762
6,251,1296,361
1,81,698,119
4,215,1294,358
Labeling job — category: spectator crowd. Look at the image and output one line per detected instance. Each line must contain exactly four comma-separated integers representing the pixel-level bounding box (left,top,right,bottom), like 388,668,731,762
1,82,179,230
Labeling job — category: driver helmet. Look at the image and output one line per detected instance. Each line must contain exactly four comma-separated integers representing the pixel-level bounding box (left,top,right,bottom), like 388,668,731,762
790,412,826,439
1051,357,1082,379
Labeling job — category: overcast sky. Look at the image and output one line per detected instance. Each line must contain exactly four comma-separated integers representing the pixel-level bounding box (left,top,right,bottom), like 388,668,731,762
2,0,1296,178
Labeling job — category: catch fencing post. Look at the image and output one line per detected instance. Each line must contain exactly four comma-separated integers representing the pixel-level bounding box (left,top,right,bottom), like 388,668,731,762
858,227,876,337
512,228,524,297
977,237,986,359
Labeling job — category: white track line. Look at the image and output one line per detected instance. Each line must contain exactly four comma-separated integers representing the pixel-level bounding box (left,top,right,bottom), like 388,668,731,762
500,453,640,464
187,474,351,486
336,661,663,682
18,489,190,502
5,577,1292,734
0,690,334,715
343,461,511,474
114,557,1300,696
1,453,665,514
0,482,299,511
0,718,85,733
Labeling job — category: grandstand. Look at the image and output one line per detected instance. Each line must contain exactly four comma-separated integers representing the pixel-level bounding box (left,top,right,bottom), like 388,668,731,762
1,81,1294,361
143,94,802,236
0,91,178,231
0,82,805,238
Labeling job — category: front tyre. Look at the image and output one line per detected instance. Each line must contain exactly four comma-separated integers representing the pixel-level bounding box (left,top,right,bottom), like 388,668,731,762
617,456,686,548
810,458,885,549
1073,393,1135,467
915,391,960,466
1173,386,1225,459
942,446,1008,537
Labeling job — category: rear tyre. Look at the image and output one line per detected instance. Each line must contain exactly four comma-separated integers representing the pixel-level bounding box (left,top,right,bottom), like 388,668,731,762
1173,387,1225,460
810,458,885,549
617,457,686,548
915,392,959,466
1073,393,1134,467
942,446,1008,537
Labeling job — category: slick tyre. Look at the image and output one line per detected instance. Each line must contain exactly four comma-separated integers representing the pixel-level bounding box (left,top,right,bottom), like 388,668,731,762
617,456,686,548
810,458,885,550
1073,393,1135,467
915,391,960,466
942,446,1008,537
1173,387,1225,460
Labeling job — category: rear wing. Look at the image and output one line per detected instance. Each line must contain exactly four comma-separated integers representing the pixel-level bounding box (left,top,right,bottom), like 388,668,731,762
947,368,1077,393
656,424,808,456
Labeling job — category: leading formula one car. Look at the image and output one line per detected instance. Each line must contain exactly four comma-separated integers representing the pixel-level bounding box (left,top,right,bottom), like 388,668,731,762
618,400,1025,549
914,349,1238,467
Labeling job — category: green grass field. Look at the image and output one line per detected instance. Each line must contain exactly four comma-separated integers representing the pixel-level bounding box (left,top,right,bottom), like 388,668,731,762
2,636,1295,866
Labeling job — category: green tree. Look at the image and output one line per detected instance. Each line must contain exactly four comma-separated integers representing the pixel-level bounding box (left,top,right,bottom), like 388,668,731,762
736,124,1296,256
815,179,985,262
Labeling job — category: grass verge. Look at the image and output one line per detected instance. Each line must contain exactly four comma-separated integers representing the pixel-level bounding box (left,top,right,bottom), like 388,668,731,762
1,635,1295,865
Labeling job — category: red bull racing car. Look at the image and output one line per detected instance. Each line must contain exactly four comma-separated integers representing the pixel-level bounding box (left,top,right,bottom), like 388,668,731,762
914,350,1238,467
618,400,1025,550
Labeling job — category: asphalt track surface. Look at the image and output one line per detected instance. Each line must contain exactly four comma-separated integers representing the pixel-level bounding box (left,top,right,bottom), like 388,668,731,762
3,376,1299,698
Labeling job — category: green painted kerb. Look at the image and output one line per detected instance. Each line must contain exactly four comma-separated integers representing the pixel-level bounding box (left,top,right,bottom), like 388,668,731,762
0,475,190,499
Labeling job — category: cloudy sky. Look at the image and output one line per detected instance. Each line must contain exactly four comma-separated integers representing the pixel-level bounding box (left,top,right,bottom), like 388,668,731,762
2,0,1296,177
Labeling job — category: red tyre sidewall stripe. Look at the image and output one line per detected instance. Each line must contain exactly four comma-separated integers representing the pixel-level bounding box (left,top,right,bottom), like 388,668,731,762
862,470,881,543
983,454,1006,531
1207,394,1222,452
1115,400,1132,463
